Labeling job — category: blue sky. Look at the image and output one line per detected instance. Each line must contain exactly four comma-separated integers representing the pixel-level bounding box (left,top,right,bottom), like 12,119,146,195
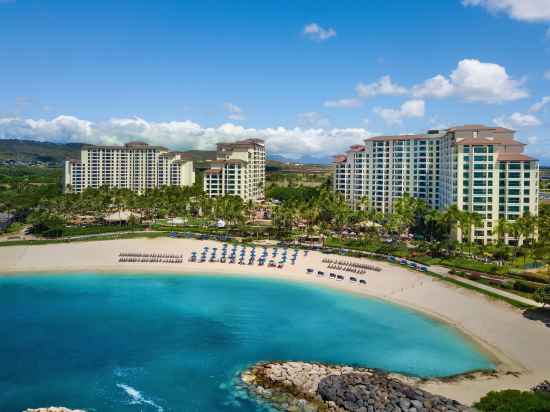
0,0,549,163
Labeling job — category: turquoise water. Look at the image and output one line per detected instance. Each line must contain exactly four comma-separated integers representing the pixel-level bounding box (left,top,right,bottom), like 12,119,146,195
0,274,494,412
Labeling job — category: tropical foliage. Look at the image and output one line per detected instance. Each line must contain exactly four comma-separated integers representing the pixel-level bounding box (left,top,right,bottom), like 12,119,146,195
474,389,550,412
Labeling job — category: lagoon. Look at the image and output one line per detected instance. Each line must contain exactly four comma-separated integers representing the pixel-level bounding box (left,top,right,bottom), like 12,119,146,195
0,274,494,411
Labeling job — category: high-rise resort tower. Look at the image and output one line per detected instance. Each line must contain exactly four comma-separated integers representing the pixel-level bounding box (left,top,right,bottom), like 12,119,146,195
64,141,195,194
203,138,266,201
333,125,539,245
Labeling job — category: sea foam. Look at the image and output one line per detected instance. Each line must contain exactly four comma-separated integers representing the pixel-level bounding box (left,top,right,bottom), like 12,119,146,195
116,383,164,412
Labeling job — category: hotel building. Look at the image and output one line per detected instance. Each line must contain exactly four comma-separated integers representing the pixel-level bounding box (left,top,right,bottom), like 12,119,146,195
203,138,266,201
333,125,539,245
65,141,195,193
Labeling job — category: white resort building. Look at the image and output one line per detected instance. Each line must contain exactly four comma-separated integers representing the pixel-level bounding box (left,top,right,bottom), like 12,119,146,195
333,125,539,245
64,141,195,193
203,138,266,201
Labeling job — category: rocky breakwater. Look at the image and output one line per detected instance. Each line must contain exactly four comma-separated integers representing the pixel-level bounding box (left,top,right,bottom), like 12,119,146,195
23,408,86,412
241,361,473,412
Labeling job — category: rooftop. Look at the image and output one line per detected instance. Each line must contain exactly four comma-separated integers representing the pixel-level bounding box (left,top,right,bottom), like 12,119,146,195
497,153,537,161
366,134,431,142
83,142,169,151
447,124,514,133
333,155,347,163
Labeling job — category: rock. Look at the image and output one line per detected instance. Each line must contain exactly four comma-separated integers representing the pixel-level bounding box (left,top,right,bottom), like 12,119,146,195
240,361,472,412
24,408,86,412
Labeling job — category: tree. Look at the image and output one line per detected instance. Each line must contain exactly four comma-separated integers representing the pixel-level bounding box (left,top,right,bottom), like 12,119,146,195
496,218,509,245
534,285,550,307
492,246,510,266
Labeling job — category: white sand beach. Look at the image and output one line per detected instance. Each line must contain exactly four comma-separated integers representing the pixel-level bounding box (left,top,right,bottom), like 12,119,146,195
0,237,549,405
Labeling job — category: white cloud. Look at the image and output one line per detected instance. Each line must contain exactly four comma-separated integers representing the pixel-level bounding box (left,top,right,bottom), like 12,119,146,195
329,59,526,108
303,23,336,41
297,112,331,129
463,0,550,22
0,115,376,160
529,96,550,112
544,69,550,79
323,98,362,108
374,99,425,125
356,75,408,98
412,75,455,98
493,112,541,128
223,102,245,121
527,136,538,144
449,59,528,103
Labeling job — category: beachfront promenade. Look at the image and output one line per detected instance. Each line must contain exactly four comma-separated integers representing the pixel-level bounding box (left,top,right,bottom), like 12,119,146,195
429,264,542,308
0,237,549,405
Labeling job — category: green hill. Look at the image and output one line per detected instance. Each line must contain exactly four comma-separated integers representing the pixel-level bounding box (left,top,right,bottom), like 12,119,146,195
0,139,82,164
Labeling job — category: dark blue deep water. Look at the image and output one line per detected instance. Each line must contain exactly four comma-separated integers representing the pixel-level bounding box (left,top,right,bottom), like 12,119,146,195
0,274,494,412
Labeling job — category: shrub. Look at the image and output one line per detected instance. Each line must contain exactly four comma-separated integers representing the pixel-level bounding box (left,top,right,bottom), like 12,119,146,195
474,390,550,412
513,280,538,294
534,286,550,306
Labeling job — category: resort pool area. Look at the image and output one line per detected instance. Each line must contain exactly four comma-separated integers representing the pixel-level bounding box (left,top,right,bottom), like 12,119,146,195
0,274,495,412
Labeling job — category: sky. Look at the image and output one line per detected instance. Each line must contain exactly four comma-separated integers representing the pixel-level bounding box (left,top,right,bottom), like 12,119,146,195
0,0,549,163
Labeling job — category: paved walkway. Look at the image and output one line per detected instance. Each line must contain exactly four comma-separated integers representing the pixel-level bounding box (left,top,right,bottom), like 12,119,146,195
430,265,542,307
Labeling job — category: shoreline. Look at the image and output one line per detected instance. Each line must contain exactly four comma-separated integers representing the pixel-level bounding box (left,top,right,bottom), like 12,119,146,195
1,237,549,404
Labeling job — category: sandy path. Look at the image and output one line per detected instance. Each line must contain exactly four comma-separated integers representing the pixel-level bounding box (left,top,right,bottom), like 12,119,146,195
0,237,549,405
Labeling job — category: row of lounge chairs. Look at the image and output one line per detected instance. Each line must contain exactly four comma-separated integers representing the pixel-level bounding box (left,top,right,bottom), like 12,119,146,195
322,258,381,273
118,257,184,263
119,252,184,259
306,268,367,285
326,264,367,275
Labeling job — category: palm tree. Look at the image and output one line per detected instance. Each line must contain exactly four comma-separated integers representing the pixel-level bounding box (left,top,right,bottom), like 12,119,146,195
460,211,482,255
496,217,509,245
